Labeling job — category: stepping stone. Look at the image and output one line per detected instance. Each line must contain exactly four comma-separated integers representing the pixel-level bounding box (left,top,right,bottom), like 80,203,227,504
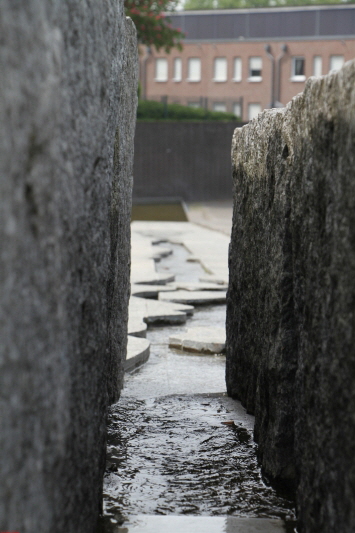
129,296,194,329
132,272,175,286
125,336,150,372
159,290,226,305
166,281,228,291
116,515,292,533
127,315,147,338
151,247,173,260
131,283,173,298
199,274,228,285
169,326,225,354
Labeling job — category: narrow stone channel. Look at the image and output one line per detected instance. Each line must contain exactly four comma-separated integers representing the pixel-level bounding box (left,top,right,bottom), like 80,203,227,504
98,241,296,533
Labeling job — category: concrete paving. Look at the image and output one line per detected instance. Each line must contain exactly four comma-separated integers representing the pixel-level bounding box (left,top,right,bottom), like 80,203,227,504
186,200,233,237
115,515,293,533
169,326,226,354
166,281,228,291
131,221,230,285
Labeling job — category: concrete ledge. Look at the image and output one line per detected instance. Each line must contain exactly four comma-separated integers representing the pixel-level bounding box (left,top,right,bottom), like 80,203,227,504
125,336,150,372
117,515,292,533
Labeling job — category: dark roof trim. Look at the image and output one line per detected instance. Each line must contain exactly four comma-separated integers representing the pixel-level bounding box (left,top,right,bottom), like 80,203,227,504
170,6,355,41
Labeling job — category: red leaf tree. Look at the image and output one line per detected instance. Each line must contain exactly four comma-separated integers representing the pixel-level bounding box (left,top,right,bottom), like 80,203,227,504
125,0,184,52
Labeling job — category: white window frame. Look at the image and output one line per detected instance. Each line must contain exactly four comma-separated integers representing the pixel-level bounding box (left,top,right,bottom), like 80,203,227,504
213,102,227,112
248,103,262,121
291,57,306,82
248,57,262,82
233,57,242,82
329,55,344,73
213,57,227,82
173,58,182,82
313,56,322,77
155,58,168,82
187,58,201,82
233,102,242,119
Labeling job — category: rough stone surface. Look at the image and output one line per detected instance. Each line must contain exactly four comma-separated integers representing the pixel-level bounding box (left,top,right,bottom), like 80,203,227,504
0,2,138,533
226,61,355,533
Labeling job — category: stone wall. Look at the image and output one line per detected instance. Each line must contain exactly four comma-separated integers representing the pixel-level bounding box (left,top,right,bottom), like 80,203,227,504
0,2,137,532
226,60,355,533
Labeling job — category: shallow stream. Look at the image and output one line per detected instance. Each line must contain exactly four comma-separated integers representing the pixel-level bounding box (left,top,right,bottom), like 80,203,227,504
98,243,296,532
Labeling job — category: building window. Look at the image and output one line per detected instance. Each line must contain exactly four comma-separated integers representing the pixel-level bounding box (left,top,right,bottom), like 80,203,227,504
248,103,262,120
329,55,344,72
291,57,306,81
313,56,322,77
187,58,201,82
213,58,227,82
233,57,242,82
233,103,242,119
213,102,227,112
188,101,200,108
155,58,168,82
173,58,182,82
248,57,262,81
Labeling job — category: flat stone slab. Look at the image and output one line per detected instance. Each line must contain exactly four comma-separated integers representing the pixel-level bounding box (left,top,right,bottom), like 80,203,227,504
169,326,226,354
125,336,150,372
199,274,228,285
131,221,229,284
159,290,226,305
131,283,173,298
132,273,175,285
129,296,194,329
115,515,292,533
127,315,147,338
166,281,228,291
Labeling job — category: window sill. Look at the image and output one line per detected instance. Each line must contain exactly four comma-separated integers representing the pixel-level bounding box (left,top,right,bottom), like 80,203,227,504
232,78,242,82
172,79,182,82
290,75,306,82
212,79,227,83
186,79,201,83
248,76,262,82
154,79,168,83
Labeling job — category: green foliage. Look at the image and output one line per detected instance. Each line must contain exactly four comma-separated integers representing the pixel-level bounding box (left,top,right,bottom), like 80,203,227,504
184,0,355,9
137,99,239,120
125,0,184,52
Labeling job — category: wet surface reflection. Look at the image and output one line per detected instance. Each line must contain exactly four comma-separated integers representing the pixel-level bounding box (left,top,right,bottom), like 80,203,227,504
98,241,296,532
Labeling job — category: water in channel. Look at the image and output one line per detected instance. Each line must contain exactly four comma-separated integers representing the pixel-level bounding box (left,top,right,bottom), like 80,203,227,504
98,242,296,532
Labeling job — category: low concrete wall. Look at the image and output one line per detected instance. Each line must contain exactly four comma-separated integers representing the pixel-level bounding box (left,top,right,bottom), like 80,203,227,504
0,1,137,532
226,61,355,533
133,121,244,202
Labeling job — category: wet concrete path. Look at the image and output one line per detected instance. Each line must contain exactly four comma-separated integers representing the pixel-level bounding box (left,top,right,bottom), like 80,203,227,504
98,223,296,533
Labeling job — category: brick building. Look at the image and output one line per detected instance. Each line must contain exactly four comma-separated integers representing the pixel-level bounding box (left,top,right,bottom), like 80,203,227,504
140,5,355,120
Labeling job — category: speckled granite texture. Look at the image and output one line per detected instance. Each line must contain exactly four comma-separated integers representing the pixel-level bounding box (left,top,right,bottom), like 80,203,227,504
0,1,137,531
226,61,355,533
